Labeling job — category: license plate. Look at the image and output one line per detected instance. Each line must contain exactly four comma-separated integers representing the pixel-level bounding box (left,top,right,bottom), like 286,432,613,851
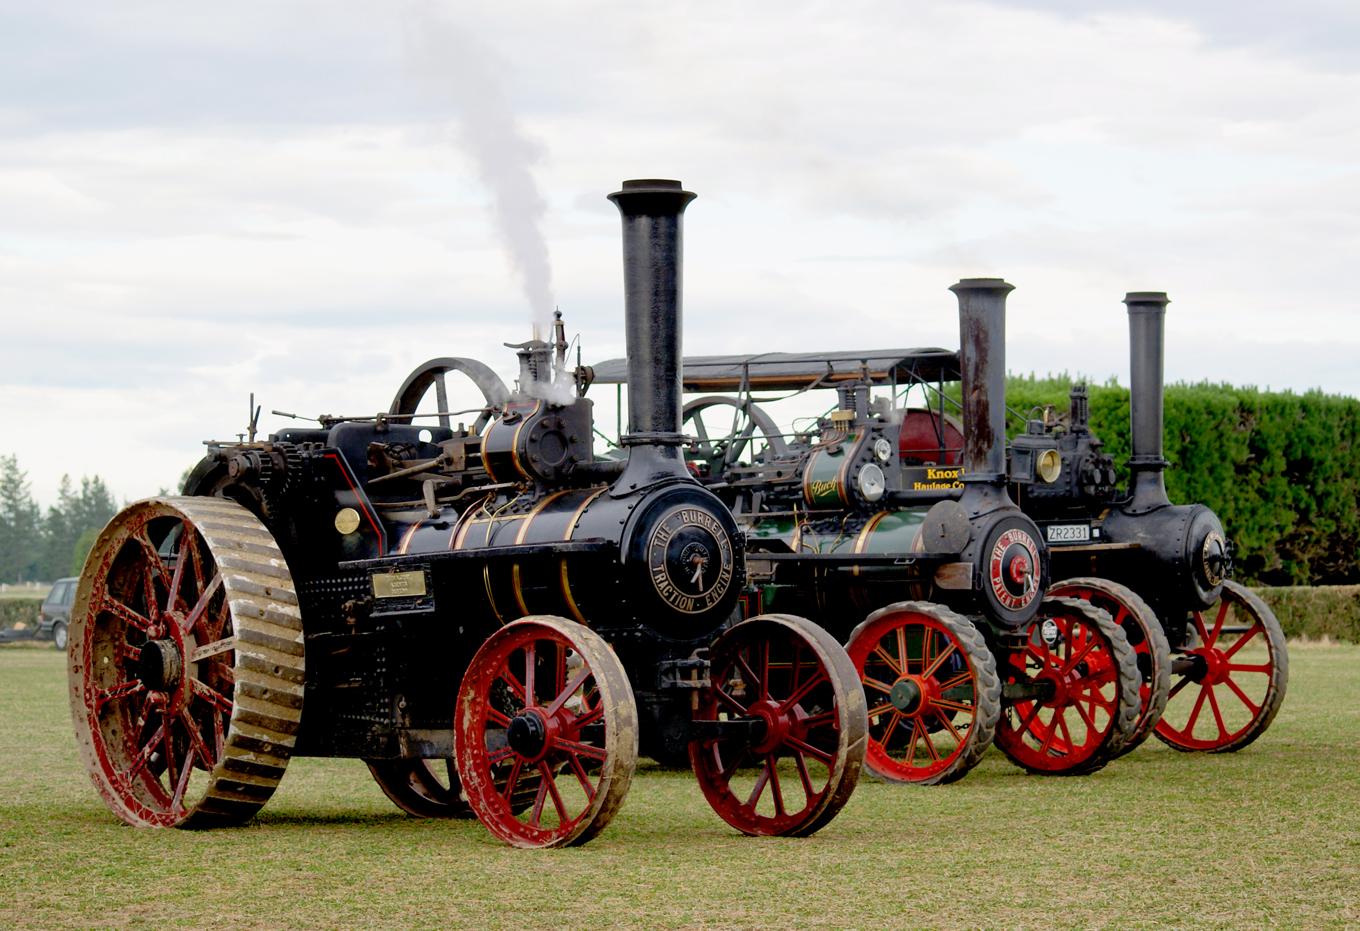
1045,524,1091,544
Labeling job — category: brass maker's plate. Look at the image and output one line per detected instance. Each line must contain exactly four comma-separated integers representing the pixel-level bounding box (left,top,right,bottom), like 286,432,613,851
372,569,428,599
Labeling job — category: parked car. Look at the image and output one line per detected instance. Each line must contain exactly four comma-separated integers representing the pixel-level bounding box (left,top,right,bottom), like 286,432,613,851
38,578,77,651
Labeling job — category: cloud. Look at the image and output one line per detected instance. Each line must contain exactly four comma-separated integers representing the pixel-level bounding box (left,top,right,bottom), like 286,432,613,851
2,0,1359,508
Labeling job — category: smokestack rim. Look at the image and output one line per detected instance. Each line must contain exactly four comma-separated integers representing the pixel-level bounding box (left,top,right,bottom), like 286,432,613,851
949,277,1015,295
608,179,697,213
1124,291,1171,310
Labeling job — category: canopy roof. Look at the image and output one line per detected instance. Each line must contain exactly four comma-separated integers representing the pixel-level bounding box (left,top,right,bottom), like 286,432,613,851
588,348,961,392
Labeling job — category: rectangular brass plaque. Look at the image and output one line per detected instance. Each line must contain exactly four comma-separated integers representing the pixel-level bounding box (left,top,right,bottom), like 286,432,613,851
372,570,427,599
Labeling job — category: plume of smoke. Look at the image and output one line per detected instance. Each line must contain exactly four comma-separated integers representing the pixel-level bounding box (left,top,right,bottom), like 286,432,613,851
405,5,555,336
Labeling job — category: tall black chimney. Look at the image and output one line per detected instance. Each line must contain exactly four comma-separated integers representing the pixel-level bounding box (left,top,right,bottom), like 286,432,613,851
608,179,696,490
1124,291,1172,512
951,278,1015,509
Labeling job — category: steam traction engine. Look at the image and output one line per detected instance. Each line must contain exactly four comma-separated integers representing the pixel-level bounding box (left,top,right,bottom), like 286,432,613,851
591,280,1143,784
1008,293,1287,753
66,180,867,847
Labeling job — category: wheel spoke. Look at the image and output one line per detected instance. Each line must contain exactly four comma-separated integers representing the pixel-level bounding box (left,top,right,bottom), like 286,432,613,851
171,741,195,810
500,758,525,801
922,642,958,679
919,725,940,762
539,762,570,824
123,722,166,782
872,644,903,676
544,666,592,718
554,737,608,761
1206,685,1228,740
767,758,787,817
523,643,536,706
1184,684,1210,734
1223,676,1261,714
930,696,975,716
567,753,596,802
1223,624,1264,659
793,750,816,800
778,669,828,714
878,709,903,744
715,684,750,716
166,536,188,615
188,636,236,663
1206,600,1230,647
745,758,772,808
862,675,895,695
95,590,153,633
1038,712,1061,755
486,707,512,727
904,719,923,767
1056,712,1077,752
734,652,761,694
190,677,234,715
499,662,527,702
937,669,974,692
529,774,549,827
1192,611,1211,647
932,706,965,744
1060,636,1098,675
785,735,834,764
96,679,145,710
182,574,223,636
178,709,215,768
1014,700,1042,737
758,640,770,700
1168,673,1193,699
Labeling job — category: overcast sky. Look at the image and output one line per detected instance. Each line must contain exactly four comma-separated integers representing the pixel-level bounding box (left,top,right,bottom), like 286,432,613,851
3,0,1358,507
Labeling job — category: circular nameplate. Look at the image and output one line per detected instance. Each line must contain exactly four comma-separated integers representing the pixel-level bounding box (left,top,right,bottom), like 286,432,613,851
646,506,735,614
988,526,1041,612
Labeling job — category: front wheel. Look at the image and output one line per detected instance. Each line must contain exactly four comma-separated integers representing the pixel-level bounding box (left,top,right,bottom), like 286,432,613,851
52,622,68,652
453,616,637,848
1154,581,1288,752
845,602,1000,785
1048,578,1170,757
994,596,1140,775
690,614,866,837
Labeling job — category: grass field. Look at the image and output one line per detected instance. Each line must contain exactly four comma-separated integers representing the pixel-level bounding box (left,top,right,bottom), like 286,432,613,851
1,642,1356,929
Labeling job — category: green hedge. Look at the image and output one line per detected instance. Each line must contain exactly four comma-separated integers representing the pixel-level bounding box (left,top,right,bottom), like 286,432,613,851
1006,377,1360,585
1255,585,1360,643
0,598,41,631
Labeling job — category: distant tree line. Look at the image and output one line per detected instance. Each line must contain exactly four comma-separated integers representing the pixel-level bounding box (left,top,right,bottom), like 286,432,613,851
0,455,119,584
1005,376,1360,586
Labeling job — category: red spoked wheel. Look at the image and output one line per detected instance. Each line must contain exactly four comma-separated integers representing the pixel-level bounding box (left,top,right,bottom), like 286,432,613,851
68,497,305,827
1048,578,1170,757
365,758,472,818
1155,580,1288,752
845,601,999,785
690,614,866,837
994,596,1140,775
453,616,637,848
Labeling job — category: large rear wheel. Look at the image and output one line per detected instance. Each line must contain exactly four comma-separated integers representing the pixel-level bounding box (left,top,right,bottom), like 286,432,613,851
845,601,999,785
1154,580,1288,752
69,497,304,827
